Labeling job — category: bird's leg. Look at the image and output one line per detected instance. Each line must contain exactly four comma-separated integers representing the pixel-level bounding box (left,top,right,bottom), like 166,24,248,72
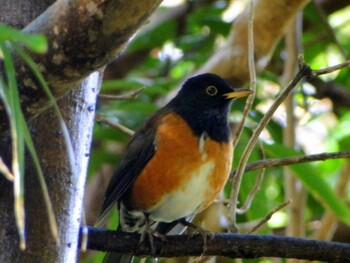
179,219,214,253
139,214,166,254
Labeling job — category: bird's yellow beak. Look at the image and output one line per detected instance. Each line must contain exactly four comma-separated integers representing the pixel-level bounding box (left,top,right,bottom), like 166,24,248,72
224,89,254,99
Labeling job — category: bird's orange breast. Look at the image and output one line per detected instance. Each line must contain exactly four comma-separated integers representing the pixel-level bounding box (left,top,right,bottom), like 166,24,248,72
126,113,233,221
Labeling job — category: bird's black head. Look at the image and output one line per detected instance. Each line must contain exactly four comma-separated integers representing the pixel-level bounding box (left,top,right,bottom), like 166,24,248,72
170,73,252,110
168,73,252,142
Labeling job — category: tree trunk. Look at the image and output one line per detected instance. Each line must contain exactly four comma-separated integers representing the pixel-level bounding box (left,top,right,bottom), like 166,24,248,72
0,0,162,133
0,74,101,263
0,0,161,262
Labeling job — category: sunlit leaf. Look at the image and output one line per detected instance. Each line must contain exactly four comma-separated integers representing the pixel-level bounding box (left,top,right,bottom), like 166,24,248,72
0,24,47,53
264,143,350,226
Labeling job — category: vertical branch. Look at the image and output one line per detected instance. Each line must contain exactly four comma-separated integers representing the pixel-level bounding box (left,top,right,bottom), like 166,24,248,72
25,73,101,263
231,0,256,148
228,0,256,232
281,13,305,263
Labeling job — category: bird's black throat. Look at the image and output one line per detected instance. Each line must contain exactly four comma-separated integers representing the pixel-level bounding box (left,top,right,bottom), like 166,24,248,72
171,104,232,143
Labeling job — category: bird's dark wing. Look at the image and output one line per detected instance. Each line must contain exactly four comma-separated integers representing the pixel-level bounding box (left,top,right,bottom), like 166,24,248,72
97,110,168,225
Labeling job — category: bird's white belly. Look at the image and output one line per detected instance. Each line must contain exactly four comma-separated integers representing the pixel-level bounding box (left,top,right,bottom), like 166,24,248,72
148,161,215,222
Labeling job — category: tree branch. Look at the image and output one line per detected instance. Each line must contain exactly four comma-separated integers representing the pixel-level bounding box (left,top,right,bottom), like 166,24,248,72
82,227,350,262
228,62,312,230
311,60,350,76
98,88,145,101
0,0,162,133
95,114,135,136
228,59,350,228
240,150,350,176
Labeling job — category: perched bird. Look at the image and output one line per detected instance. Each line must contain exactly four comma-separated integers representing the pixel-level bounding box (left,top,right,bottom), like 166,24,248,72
98,73,252,262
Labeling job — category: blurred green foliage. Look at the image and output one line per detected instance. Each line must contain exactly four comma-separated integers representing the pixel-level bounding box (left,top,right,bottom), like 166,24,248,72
2,1,349,262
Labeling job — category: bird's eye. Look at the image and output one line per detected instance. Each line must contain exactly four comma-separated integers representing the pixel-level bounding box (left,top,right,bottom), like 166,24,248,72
206,86,218,96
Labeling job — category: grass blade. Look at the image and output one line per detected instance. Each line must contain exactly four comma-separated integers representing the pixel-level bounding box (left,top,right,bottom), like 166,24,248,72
0,41,26,250
0,80,14,181
13,44,77,244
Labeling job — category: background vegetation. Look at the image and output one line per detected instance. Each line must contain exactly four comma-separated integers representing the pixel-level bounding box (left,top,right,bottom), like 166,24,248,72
0,0,349,262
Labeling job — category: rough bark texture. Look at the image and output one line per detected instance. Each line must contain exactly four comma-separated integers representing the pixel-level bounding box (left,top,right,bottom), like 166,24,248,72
0,74,101,263
0,0,162,133
0,0,53,28
84,228,350,262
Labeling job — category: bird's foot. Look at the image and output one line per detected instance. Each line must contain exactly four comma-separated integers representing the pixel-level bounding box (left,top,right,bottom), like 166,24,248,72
180,219,214,253
139,219,166,254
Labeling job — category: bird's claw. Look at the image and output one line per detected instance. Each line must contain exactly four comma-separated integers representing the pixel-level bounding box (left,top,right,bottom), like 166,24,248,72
140,227,166,254
180,220,213,253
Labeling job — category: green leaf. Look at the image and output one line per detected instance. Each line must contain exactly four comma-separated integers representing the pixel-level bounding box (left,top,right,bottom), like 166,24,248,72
0,23,47,53
264,143,350,226
0,40,26,249
10,43,69,244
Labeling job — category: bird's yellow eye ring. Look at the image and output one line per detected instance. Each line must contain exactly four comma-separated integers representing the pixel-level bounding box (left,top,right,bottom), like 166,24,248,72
206,86,218,96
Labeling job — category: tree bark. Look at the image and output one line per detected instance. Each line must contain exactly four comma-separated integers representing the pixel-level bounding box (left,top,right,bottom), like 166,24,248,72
84,228,350,263
0,74,101,263
0,0,162,133
0,0,53,28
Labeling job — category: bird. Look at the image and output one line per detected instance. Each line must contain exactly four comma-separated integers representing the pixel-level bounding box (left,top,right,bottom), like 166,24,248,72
97,73,253,263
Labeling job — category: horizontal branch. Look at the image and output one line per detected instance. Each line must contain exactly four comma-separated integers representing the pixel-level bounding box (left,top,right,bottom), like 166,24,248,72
239,150,350,176
95,114,135,136
311,59,350,76
82,226,350,262
98,88,145,101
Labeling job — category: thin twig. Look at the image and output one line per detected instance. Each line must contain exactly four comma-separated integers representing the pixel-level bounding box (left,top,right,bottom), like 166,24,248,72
232,150,350,176
231,0,256,148
236,141,266,214
311,59,350,76
98,88,145,101
236,168,265,215
96,114,135,136
228,62,311,232
247,200,291,234
229,0,257,232
282,16,306,255
228,59,350,231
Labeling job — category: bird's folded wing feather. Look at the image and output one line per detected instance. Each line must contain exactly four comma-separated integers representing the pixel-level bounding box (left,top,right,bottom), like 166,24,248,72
97,110,169,225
